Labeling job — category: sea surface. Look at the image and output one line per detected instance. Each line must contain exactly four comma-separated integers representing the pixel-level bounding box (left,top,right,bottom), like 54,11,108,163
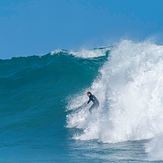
1,40,163,162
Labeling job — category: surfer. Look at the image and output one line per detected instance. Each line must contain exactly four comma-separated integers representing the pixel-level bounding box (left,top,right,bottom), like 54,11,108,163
87,91,99,112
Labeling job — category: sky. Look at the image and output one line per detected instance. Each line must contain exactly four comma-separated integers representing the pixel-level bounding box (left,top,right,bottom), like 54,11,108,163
0,0,163,58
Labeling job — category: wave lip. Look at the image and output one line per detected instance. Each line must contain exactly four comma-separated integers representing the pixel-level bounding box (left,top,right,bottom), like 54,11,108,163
70,47,111,58
50,47,111,58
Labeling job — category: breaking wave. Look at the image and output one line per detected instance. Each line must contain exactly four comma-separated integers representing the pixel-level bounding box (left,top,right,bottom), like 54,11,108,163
66,40,163,160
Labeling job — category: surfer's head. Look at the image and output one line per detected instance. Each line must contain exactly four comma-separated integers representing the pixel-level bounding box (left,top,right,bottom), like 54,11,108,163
87,91,92,97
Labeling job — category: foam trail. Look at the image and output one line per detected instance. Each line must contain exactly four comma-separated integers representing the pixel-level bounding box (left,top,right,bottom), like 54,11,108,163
67,40,163,159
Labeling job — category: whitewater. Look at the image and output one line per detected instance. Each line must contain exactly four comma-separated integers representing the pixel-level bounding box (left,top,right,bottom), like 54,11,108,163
67,40,163,161
1,40,163,162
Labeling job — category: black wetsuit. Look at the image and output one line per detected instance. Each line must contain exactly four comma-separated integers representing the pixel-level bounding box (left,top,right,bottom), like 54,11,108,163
87,94,99,112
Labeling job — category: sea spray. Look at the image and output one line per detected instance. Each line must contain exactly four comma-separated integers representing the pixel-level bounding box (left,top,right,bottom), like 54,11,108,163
67,40,163,160
146,134,163,160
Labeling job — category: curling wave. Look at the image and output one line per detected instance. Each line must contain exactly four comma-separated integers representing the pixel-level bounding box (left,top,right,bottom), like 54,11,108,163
66,40,163,160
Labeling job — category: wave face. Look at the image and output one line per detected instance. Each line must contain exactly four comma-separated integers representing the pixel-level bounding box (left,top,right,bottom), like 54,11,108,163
67,40,163,160
0,49,108,161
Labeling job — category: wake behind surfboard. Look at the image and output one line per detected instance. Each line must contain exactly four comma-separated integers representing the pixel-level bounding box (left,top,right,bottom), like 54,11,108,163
66,102,92,128
66,102,88,114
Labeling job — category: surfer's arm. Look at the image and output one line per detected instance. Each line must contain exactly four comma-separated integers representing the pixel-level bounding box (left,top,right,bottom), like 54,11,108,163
87,98,91,104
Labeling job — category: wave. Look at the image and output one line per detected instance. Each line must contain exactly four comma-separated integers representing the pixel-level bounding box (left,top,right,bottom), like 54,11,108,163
0,50,107,136
66,40,163,160
1,41,163,160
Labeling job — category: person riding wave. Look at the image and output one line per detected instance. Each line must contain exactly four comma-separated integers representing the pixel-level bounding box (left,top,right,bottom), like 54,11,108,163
87,91,99,112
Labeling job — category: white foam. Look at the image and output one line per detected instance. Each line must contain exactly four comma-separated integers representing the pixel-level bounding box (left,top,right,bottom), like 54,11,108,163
146,134,163,160
67,40,163,160
50,49,68,55
50,48,110,58
70,48,110,58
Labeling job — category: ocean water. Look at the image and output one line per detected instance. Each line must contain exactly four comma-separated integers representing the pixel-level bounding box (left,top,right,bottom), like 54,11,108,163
1,40,163,162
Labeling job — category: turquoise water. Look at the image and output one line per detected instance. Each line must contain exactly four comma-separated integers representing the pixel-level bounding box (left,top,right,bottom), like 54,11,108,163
0,46,162,162
0,52,106,162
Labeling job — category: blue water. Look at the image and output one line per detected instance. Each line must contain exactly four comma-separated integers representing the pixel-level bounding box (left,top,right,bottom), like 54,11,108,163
0,49,161,162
